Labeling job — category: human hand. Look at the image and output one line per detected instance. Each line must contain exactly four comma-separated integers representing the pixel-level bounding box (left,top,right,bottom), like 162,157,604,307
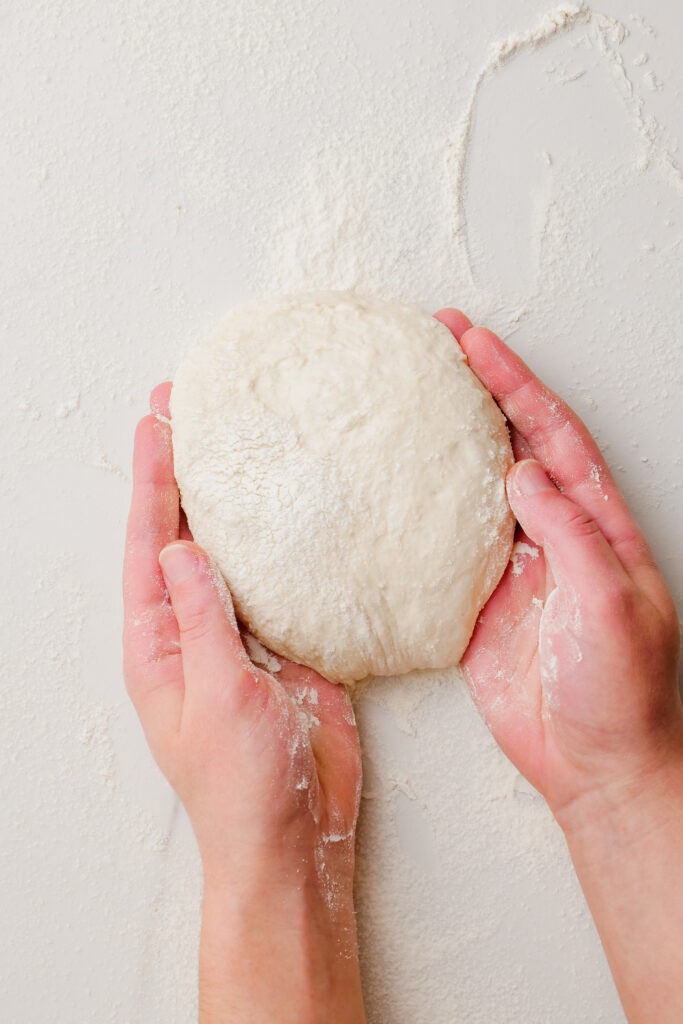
435,310,683,832
123,384,365,1024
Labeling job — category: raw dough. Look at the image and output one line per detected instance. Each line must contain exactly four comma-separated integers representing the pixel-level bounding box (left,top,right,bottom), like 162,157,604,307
170,292,514,683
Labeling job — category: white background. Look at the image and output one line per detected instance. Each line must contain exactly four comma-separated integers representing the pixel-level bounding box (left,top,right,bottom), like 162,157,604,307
2,1,681,1021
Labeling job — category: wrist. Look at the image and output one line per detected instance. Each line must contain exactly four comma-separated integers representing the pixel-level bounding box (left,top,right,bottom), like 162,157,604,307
199,870,365,1024
554,726,683,851
550,726,683,1024
202,868,358,949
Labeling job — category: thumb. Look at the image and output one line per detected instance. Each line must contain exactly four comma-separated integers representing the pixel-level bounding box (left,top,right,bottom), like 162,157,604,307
158,541,254,705
506,460,627,588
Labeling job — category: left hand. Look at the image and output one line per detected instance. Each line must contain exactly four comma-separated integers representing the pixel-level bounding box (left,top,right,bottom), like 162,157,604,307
122,383,362,898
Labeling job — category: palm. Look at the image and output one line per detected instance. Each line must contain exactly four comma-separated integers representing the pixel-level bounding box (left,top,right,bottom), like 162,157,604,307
252,657,361,836
463,523,553,788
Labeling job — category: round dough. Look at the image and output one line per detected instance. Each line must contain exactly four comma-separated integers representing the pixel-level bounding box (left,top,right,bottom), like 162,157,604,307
170,292,514,684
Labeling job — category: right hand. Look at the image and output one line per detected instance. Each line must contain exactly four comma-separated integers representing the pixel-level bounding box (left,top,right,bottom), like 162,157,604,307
435,309,683,831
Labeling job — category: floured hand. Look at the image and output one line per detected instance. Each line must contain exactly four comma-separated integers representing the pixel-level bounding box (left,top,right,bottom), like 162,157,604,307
123,383,365,1024
437,309,683,1024
436,309,682,824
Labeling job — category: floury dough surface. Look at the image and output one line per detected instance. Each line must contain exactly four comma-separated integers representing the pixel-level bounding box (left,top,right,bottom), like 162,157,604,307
170,293,515,683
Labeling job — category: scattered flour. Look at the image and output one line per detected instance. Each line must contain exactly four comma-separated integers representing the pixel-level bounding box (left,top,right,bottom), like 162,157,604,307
511,540,541,576
244,633,282,673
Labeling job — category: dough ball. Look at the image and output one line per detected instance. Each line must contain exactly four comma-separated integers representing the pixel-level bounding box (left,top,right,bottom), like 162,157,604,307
170,292,514,684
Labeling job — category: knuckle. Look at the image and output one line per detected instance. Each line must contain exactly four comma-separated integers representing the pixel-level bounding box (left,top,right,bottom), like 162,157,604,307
591,579,636,621
177,603,213,644
134,413,159,446
560,505,600,539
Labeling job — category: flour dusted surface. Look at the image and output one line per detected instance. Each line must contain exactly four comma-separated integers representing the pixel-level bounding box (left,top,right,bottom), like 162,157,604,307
170,292,514,683
5,0,680,1019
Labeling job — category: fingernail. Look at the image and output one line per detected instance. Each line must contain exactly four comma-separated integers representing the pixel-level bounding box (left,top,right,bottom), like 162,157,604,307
159,543,198,584
509,460,553,497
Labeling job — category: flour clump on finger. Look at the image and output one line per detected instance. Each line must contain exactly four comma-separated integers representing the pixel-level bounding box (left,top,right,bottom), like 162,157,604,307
170,292,515,684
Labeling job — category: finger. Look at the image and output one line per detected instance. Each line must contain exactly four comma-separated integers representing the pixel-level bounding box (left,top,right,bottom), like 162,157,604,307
150,384,193,541
150,381,172,418
123,416,183,737
433,307,473,341
124,416,179,629
506,460,630,593
510,424,533,462
158,542,259,712
434,314,533,461
455,326,655,576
